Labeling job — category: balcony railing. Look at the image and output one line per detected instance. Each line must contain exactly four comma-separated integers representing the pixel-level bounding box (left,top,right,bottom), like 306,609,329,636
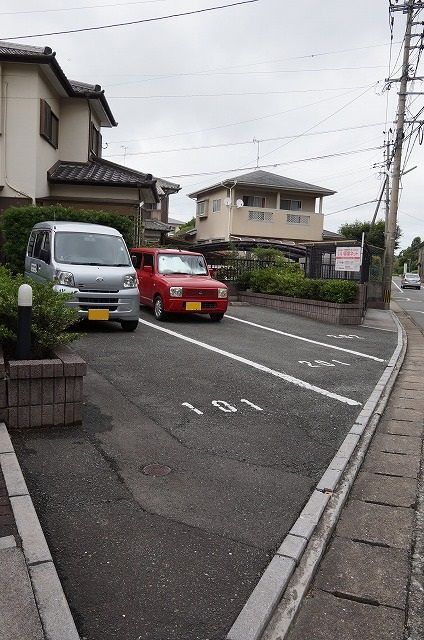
244,208,317,225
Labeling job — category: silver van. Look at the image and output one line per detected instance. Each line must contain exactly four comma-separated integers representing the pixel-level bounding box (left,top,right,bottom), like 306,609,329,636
25,221,140,331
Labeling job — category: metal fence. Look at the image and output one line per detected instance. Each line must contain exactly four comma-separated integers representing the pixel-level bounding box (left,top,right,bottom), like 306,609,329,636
304,242,376,284
200,242,383,286
205,258,280,282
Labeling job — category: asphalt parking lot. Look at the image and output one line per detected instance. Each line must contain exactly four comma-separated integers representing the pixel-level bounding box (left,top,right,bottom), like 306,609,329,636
12,304,398,640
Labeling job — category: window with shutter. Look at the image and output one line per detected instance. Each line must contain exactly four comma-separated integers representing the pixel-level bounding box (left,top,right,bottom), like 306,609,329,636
89,123,102,156
40,99,59,148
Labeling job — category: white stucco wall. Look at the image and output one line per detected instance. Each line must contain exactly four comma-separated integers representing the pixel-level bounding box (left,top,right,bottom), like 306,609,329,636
195,187,230,241
193,185,326,243
58,99,91,164
0,62,98,203
0,63,39,200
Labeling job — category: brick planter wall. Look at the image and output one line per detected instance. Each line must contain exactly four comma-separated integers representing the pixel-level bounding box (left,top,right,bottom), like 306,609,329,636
0,346,86,429
237,290,364,325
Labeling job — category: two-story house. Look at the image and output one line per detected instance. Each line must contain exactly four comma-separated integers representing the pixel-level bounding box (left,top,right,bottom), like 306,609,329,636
0,40,179,242
188,170,335,245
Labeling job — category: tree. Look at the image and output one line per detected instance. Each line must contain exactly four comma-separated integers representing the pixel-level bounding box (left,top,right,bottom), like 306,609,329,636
396,236,422,273
252,247,288,264
177,217,195,234
338,219,402,250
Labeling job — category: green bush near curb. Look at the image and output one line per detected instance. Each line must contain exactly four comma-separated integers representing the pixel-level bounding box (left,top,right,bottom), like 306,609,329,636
242,267,359,304
0,267,81,359
0,205,133,273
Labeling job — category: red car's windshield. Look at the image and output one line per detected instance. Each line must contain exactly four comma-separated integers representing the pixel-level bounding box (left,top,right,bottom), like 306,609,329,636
157,253,208,275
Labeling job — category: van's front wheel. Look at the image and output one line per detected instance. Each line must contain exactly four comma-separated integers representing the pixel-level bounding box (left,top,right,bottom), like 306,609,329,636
121,320,139,332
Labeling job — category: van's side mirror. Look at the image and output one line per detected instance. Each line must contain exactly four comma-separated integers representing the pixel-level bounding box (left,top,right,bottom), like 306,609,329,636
208,267,215,278
131,255,141,268
143,265,153,274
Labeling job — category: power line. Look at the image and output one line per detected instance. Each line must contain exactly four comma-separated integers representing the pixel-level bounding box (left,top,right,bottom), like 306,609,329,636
324,200,380,217
3,0,261,40
0,83,375,99
0,0,168,16
161,145,383,180
399,210,424,222
105,65,386,87
105,84,371,98
104,122,386,156
92,40,401,85
251,84,377,164
124,86,368,143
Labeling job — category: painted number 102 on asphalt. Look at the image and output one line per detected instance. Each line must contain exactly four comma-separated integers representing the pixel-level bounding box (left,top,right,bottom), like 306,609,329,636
182,399,263,416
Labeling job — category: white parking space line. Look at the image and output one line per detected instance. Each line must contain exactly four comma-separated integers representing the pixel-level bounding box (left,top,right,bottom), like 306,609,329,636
405,309,424,314
225,315,385,362
392,279,404,293
139,319,361,406
360,325,397,333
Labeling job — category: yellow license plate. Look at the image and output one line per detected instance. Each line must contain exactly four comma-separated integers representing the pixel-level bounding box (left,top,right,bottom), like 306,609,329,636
186,302,202,311
88,309,110,320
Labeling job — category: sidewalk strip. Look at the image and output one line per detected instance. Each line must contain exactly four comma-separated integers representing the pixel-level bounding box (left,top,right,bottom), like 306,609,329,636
225,315,385,362
226,312,405,640
0,422,80,640
139,319,361,406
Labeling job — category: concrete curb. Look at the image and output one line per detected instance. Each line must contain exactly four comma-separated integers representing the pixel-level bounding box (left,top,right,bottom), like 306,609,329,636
0,422,80,640
227,312,406,640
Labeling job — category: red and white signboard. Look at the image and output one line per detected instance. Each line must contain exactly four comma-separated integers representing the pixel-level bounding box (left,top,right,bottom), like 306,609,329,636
335,246,362,272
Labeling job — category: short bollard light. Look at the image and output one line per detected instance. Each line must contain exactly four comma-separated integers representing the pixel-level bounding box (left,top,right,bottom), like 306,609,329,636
16,283,32,360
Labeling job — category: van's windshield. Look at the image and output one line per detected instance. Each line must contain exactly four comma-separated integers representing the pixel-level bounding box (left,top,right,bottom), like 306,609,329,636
158,253,208,275
55,232,131,267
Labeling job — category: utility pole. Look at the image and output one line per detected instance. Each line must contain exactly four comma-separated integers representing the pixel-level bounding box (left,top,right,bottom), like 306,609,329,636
385,139,391,232
382,0,416,306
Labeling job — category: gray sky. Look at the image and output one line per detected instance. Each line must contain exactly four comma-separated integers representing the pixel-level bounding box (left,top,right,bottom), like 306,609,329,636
2,0,423,249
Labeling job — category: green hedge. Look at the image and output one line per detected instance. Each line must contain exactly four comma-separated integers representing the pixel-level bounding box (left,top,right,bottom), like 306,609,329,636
0,267,81,358
237,262,302,291
0,205,134,273
246,267,359,304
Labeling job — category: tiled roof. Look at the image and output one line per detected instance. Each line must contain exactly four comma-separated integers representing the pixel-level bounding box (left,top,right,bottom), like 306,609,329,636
0,40,117,126
230,170,336,194
156,177,180,194
0,41,48,56
48,155,178,195
69,80,101,95
48,159,162,198
188,169,336,198
144,219,171,231
322,229,344,239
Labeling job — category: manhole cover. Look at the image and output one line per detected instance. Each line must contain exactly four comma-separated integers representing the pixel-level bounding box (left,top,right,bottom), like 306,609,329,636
142,464,172,477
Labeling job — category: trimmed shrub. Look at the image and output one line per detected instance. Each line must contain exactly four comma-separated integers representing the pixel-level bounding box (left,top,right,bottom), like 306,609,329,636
317,279,359,304
0,205,134,273
0,267,81,359
246,267,358,303
237,258,302,290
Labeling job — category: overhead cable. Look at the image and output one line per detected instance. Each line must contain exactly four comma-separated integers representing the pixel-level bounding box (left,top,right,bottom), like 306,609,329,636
160,145,383,180
2,0,260,39
104,122,386,156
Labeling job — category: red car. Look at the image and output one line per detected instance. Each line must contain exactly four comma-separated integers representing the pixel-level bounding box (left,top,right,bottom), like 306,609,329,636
130,248,228,321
